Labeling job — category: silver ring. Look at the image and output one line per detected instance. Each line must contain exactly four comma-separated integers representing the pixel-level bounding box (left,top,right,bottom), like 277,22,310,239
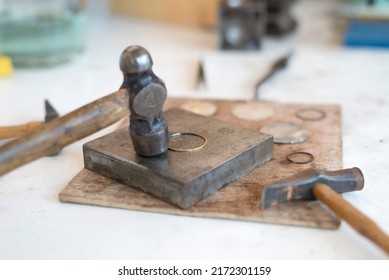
168,132,207,152
287,151,314,164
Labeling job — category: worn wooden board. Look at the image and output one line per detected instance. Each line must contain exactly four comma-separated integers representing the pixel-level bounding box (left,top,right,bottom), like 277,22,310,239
59,99,342,229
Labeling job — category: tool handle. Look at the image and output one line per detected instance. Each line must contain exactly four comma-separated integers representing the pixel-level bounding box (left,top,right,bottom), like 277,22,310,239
0,121,43,140
313,183,389,255
0,89,129,176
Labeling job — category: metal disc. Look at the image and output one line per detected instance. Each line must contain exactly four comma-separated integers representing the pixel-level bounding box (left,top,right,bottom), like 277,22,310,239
260,122,310,144
232,102,275,121
180,101,218,116
296,107,326,121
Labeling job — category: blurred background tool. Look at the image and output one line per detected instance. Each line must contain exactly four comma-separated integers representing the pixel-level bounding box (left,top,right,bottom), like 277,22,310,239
266,0,297,36
218,0,267,50
218,0,297,50
0,0,85,67
254,52,291,99
0,100,59,140
110,0,297,50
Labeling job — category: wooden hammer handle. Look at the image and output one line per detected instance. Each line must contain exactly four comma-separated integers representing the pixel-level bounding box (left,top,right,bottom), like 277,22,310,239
313,183,389,255
0,121,42,140
0,89,129,176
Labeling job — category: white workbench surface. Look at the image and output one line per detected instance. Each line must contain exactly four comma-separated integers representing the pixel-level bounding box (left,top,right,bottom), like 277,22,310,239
1,0,389,259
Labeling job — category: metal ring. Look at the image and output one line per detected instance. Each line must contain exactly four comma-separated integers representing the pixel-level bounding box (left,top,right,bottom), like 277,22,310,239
168,132,207,152
287,151,314,164
295,108,326,121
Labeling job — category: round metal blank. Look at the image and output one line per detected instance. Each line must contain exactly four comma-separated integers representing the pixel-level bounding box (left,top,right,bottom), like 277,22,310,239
260,122,310,144
232,102,275,121
180,101,218,116
296,108,326,121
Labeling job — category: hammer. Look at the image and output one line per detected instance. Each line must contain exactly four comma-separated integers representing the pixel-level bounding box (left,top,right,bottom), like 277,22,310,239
0,45,166,175
261,167,389,255
0,100,59,140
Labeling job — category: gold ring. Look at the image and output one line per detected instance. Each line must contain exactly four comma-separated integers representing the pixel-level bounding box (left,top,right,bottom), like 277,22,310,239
168,132,207,152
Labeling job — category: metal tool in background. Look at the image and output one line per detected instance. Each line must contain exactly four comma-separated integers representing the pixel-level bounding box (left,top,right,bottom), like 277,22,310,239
219,0,267,50
44,99,60,123
218,0,297,50
261,167,389,255
229,53,292,123
266,0,297,36
119,45,169,157
254,52,291,99
218,0,265,50
0,99,59,140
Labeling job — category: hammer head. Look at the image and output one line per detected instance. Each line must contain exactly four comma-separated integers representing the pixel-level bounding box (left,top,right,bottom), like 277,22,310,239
44,99,60,123
260,167,364,209
44,99,61,156
120,45,169,157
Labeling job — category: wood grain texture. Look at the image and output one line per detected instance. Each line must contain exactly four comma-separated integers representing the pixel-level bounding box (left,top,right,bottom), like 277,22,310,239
59,99,342,229
0,121,42,140
313,183,389,254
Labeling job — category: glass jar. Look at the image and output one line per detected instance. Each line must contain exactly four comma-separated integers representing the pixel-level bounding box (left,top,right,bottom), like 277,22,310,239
0,0,85,67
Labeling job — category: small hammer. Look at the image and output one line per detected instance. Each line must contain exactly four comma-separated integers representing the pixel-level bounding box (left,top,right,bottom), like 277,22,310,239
0,99,59,140
0,46,159,175
261,167,389,255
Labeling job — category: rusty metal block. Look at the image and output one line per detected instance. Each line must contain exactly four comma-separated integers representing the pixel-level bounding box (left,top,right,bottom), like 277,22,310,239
83,108,272,209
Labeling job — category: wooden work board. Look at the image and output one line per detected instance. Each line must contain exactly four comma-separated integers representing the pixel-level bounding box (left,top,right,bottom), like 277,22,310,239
59,98,343,229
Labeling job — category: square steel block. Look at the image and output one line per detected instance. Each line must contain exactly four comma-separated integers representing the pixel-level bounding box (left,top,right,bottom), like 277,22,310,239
83,108,272,209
